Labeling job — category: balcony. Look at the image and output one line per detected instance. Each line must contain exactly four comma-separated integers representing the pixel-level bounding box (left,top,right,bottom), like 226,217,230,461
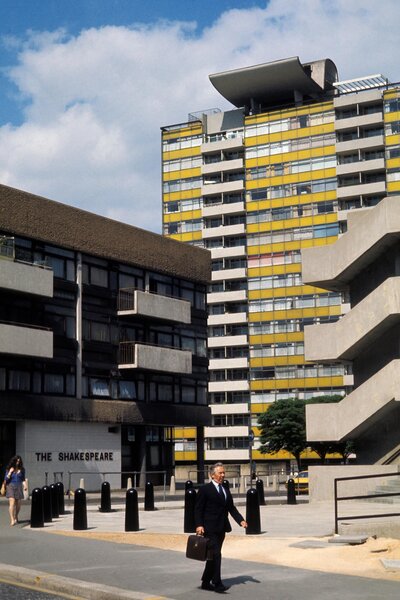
335,112,383,131
302,196,400,290
118,289,191,324
209,380,249,393
336,158,385,176
118,342,192,374
209,357,249,370
202,201,245,218
208,334,248,348
337,180,386,199
335,134,384,154
201,158,244,175
210,246,246,259
306,359,400,442
212,267,246,281
201,136,244,154
207,289,247,304
202,180,244,197
304,277,400,362
0,256,53,297
208,312,247,326
0,322,53,358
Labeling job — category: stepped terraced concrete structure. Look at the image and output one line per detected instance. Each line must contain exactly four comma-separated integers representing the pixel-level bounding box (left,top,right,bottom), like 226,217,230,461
304,196,400,464
161,56,400,474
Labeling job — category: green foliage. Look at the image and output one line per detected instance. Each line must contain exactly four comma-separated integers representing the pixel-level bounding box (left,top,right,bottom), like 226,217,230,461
258,398,306,470
258,395,354,469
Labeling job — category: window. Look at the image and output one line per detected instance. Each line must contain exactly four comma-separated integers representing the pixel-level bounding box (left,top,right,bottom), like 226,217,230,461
9,371,30,391
44,374,64,394
90,379,110,397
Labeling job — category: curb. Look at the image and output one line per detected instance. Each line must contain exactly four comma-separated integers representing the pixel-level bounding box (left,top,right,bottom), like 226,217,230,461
0,563,177,600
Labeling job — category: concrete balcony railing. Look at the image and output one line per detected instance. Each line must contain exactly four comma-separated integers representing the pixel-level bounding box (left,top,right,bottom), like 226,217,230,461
208,380,249,393
202,180,244,197
201,158,244,175
118,342,192,374
336,180,386,199
0,257,53,297
302,196,400,291
0,322,53,358
209,357,249,370
118,289,191,324
334,112,383,131
335,134,384,154
202,201,245,218
306,359,400,442
208,334,248,348
210,246,246,259
304,277,400,362
207,312,247,326
201,137,244,153
336,158,385,176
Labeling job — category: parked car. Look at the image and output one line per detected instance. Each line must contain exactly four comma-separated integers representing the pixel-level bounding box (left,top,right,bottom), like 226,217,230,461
286,471,309,494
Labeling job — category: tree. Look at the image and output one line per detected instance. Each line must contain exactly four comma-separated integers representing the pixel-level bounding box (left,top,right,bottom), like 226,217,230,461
258,398,306,471
258,395,354,469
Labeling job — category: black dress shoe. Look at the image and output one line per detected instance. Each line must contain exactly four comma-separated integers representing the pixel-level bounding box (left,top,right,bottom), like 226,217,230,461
214,583,230,593
201,582,216,591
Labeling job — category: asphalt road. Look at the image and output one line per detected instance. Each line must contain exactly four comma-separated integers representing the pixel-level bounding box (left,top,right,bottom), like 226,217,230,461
0,581,73,599
1,500,400,599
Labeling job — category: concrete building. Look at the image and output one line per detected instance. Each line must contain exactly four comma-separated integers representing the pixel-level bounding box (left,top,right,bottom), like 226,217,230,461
161,56,400,474
304,196,400,464
0,184,210,489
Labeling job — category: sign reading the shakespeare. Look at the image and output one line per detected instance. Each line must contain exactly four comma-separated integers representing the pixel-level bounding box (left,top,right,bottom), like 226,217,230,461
35,451,114,462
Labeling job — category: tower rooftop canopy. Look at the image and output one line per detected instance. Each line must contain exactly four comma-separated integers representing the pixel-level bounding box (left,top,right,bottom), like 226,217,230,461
209,56,338,111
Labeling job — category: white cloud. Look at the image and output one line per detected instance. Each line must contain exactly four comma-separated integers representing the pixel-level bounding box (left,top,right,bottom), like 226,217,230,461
1,0,399,232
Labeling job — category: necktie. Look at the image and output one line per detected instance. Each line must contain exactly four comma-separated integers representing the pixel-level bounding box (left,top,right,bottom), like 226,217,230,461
218,484,225,499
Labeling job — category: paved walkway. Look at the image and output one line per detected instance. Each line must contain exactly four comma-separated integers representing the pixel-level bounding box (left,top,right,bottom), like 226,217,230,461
1,494,400,599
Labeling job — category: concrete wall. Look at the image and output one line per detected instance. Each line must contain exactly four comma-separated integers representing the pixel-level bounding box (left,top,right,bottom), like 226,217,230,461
135,291,191,324
0,258,53,297
0,323,53,358
309,465,400,502
17,421,121,492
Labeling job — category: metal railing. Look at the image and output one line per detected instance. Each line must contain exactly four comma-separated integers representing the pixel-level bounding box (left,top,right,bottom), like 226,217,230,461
334,471,400,534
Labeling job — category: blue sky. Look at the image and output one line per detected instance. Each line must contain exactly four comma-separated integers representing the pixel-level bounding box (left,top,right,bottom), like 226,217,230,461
0,0,399,232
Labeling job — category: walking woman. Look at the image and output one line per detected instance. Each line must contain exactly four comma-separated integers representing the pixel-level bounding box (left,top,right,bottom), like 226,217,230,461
5,455,26,526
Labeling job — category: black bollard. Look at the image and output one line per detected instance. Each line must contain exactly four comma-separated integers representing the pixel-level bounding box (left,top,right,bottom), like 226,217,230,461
56,481,65,515
144,481,155,511
183,488,197,533
73,488,88,530
42,485,52,523
30,487,44,528
184,480,193,491
287,478,297,505
125,488,140,532
246,488,261,535
50,483,59,518
99,481,112,512
256,478,266,506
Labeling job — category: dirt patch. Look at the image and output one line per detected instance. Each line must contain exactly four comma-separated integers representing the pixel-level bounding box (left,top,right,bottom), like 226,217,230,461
46,530,400,581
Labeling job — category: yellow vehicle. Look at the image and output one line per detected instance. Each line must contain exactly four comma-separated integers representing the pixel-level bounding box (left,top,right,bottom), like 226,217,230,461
293,471,309,494
286,471,309,494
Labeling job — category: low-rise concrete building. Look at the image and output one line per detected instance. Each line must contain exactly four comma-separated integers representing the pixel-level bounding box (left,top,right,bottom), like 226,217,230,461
0,184,211,490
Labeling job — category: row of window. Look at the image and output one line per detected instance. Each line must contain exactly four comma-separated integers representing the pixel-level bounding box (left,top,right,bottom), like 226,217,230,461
163,156,202,173
246,155,336,180
248,293,342,313
248,273,302,291
250,342,304,357
164,198,202,213
387,145,400,159
246,133,335,159
384,98,400,113
209,391,250,404
249,315,339,335
245,110,335,138
250,364,345,380
250,389,345,403
212,414,249,426
163,176,202,194
162,134,202,152
165,219,203,235
385,121,400,135
247,200,336,224
208,437,249,450
247,222,339,246
0,368,207,404
248,176,337,202
248,250,301,268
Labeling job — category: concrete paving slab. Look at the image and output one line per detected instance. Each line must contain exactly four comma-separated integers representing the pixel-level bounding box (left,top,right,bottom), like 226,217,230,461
289,540,333,549
328,536,368,545
381,559,400,571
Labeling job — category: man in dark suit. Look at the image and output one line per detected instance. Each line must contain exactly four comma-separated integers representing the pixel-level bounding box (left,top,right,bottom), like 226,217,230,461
195,462,247,593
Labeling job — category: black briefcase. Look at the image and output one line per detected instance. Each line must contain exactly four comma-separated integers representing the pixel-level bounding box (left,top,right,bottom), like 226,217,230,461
186,534,211,561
